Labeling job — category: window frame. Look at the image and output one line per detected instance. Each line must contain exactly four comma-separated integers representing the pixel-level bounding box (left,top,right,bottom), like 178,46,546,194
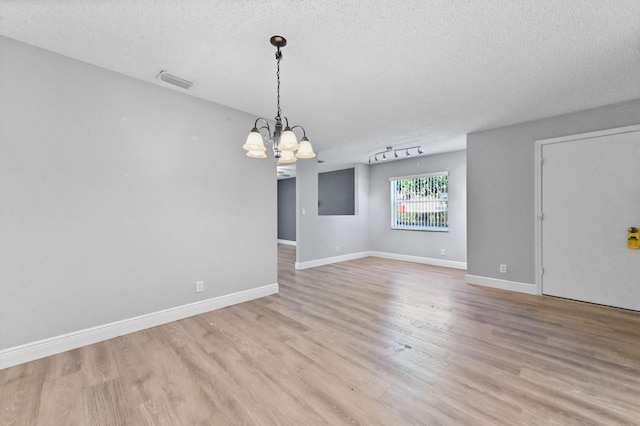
389,171,449,232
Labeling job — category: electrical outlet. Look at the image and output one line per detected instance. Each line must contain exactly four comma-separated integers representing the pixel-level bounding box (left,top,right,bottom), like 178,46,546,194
196,280,204,292
440,248,446,256
336,245,340,253
499,264,507,274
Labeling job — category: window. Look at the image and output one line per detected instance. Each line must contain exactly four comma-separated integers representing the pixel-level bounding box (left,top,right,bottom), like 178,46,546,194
390,172,448,231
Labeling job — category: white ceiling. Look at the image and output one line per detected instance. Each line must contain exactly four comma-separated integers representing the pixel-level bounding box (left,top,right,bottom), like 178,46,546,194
2,1,640,166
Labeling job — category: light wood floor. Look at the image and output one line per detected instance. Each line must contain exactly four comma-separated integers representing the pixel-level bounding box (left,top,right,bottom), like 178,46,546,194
2,244,639,425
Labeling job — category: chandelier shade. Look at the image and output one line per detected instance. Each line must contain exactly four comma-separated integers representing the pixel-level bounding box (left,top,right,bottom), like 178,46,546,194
242,128,267,152
277,127,299,151
242,36,315,163
295,138,315,159
278,150,297,163
246,150,267,158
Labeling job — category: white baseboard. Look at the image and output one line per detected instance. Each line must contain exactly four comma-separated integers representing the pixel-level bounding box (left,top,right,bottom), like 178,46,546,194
295,252,370,269
466,274,537,295
295,251,467,271
0,283,278,370
369,251,467,270
277,239,297,246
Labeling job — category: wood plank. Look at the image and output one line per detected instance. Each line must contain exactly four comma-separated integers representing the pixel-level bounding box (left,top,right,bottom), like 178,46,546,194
37,371,85,426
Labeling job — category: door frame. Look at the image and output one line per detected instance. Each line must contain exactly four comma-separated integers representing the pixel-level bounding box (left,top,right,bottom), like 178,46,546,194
534,124,640,296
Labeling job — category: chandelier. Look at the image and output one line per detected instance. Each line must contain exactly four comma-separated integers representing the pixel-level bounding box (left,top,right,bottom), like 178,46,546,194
242,36,315,163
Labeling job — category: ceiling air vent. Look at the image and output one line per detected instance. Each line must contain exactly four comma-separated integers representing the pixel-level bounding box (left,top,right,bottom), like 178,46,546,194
156,70,193,90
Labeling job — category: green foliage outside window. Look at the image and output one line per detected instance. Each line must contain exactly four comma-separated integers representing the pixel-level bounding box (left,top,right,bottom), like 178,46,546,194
391,173,448,231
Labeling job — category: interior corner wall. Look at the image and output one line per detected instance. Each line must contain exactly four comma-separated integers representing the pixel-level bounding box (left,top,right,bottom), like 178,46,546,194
277,178,296,241
368,150,467,263
296,161,370,264
467,98,640,285
0,36,277,351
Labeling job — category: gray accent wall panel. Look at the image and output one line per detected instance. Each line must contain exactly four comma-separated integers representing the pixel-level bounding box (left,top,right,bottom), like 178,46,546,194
318,168,355,215
277,178,296,241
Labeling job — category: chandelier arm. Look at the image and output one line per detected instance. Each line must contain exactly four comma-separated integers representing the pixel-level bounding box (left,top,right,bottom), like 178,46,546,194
290,125,307,138
253,117,270,128
257,125,272,138
257,125,271,132
253,120,273,142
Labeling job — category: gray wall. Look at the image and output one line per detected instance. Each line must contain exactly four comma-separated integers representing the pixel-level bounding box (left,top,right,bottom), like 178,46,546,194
0,36,277,350
369,150,466,262
296,161,370,263
277,178,296,241
467,99,640,284
318,168,355,215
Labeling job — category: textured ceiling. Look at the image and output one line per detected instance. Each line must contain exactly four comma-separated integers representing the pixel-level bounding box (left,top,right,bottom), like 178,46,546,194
2,1,640,165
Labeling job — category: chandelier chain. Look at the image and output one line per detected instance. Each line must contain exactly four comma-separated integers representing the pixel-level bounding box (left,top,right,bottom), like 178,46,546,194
276,48,282,120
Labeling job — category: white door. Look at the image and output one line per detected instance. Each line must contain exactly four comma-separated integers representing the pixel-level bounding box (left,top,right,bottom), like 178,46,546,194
541,128,640,311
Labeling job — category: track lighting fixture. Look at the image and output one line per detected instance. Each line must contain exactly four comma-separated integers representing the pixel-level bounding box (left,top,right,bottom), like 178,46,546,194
368,146,423,164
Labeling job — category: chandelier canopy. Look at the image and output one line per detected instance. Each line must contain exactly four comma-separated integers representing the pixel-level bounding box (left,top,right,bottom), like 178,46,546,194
242,36,315,163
